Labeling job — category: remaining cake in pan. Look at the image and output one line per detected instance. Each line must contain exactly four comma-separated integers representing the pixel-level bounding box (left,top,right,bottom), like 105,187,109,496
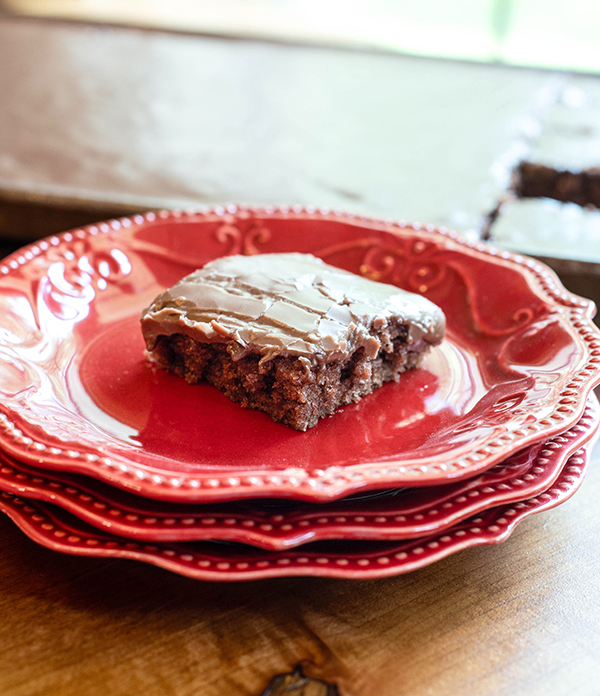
140,253,445,430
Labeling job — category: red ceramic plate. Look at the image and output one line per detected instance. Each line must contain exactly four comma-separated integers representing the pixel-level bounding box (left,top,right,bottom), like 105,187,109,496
0,395,597,548
0,445,591,581
0,206,599,502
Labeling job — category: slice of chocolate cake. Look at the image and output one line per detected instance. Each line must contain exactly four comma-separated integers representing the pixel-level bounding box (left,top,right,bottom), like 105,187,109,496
140,253,445,431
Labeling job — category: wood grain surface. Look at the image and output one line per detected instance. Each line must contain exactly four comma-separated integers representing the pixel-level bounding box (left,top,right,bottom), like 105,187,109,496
0,434,598,696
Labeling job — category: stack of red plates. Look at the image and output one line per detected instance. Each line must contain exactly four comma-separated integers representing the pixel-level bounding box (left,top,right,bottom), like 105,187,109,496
0,207,599,581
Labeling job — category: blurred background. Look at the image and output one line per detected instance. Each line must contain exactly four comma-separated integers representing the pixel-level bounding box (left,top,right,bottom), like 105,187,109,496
2,0,600,73
0,0,599,312
0,0,600,72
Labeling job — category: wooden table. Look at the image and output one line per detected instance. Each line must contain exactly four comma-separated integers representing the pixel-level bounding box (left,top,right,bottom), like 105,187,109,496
1,15,600,696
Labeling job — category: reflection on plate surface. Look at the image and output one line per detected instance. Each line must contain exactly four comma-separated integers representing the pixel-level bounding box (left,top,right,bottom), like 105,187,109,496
0,207,599,502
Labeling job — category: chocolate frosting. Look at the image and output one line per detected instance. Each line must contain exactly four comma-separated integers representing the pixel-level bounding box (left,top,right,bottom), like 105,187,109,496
141,253,445,362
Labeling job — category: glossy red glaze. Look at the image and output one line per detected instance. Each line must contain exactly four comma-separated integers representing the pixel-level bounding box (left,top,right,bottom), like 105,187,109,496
0,396,596,548
0,445,591,581
0,207,599,501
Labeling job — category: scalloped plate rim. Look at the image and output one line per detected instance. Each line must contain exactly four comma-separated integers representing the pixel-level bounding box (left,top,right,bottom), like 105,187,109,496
0,443,591,581
0,395,596,549
0,205,599,502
